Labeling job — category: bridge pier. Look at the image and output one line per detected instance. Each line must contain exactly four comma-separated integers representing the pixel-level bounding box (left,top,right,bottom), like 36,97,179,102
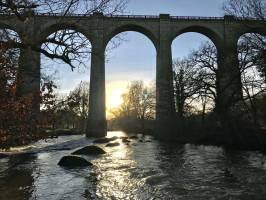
216,37,242,127
16,47,41,114
155,14,176,139
86,34,107,137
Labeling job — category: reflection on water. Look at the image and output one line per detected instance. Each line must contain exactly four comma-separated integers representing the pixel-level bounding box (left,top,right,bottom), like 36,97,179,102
1,131,266,199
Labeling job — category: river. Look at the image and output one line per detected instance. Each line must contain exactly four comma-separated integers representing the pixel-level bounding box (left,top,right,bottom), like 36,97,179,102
0,131,266,200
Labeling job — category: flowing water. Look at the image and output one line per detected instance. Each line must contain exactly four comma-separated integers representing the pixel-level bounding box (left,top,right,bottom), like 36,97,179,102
0,131,266,200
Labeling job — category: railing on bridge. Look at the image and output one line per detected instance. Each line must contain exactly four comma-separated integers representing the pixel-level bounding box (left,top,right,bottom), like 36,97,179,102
105,14,159,19
105,14,224,20
0,12,265,21
171,16,224,20
105,15,265,21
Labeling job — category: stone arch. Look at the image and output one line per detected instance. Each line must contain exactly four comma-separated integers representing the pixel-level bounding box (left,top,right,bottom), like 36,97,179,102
236,27,266,42
0,22,22,42
104,24,158,51
103,26,157,121
171,30,219,119
38,22,93,76
38,22,92,104
38,23,92,44
171,26,222,50
0,22,17,32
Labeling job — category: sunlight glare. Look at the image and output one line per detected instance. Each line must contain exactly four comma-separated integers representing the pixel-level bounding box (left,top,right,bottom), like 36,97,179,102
109,88,123,108
106,81,128,118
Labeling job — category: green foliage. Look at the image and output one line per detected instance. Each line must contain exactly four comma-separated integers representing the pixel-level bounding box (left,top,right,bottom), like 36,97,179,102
39,81,90,131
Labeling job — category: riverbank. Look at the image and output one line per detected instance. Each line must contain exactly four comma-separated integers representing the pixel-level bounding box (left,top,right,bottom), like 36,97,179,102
0,129,83,150
2,126,266,153
160,127,266,153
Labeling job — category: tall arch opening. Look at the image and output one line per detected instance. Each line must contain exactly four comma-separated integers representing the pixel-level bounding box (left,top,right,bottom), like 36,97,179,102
171,32,218,126
40,29,92,131
237,32,266,127
105,31,156,133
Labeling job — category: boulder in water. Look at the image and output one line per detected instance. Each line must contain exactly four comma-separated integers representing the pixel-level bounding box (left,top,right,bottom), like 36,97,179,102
58,156,92,167
122,138,130,143
129,136,138,139
72,146,106,155
120,136,128,140
93,136,118,144
106,142,120,147
0,153,8,159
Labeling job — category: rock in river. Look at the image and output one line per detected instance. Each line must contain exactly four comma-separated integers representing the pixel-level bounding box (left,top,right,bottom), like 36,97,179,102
129,136,138,140
0,153,8,159
58,156,92,167
122,138,130,143
106,142,120,147
72,146,106,155
93,136,118,144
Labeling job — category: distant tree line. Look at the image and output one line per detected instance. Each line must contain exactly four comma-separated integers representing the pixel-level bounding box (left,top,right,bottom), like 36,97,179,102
40,81,90,132
109,81,156,133
172,35,266,130
111,29,265,134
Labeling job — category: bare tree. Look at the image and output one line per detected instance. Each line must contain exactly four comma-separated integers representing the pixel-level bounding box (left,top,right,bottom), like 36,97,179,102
122,81,155,119
111,80,155,131
223,0,266,20
190,42,218,104
229,0,266,125
0,0,128,69
172,41,219,120
0,29,20,97
241,65,266,126
173,58,199,119
223,0,266,81
238,33,266,82
238,34,266,126
0,0,128,17
184,35,266,127
67,81,90,131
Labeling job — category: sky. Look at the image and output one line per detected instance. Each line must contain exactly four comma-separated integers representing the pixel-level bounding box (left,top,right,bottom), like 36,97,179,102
41,0,226,116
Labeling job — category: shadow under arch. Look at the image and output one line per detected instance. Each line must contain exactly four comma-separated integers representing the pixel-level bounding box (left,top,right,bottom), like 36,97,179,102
0,22,22,42
236,28,266,42
104,24,158,51
0,22,14,30
38,23,93,44
171,26,222,50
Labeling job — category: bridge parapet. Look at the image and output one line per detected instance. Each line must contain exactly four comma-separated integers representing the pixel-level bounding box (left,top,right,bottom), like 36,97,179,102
0,12,265,22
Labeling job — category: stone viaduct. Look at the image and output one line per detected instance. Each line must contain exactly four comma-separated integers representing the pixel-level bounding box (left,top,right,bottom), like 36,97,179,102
0,12,265,138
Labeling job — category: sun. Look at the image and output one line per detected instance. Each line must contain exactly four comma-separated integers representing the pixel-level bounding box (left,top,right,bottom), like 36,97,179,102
108,88,124,108
106,81,128,118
